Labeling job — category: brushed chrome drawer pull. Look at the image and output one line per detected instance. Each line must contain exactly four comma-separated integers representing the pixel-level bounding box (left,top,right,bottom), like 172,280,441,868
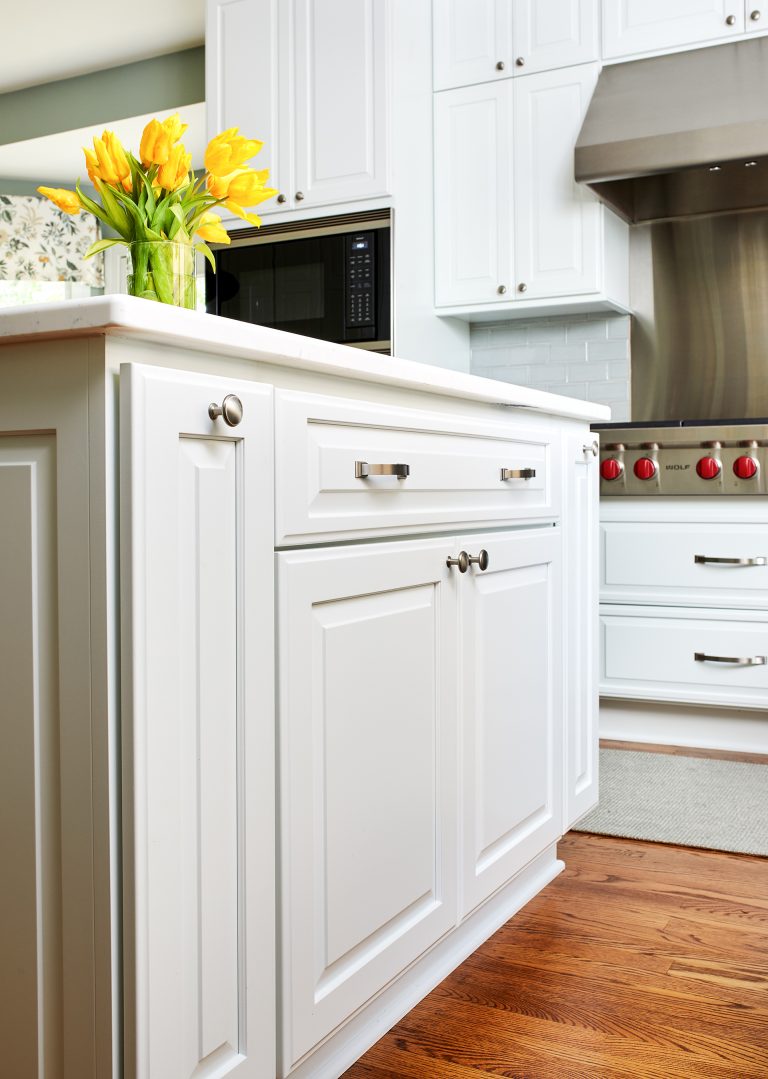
501,467,536,481
447,551,469,573
354,461,410,479
694,652,767,666
208,394,243,426
467,550,489,571
694,555,767,566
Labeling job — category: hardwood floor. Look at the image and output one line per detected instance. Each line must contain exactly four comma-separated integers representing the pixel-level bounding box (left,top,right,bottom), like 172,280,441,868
342,833,768,1078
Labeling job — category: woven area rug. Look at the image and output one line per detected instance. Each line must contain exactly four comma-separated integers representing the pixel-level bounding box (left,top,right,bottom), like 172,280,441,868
574,748,768,857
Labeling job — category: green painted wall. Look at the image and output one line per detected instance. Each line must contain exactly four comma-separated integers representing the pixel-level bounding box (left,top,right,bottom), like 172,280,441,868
0,47,204,147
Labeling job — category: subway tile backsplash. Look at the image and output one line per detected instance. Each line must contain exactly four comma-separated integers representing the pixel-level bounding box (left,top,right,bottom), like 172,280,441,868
471,313,631,422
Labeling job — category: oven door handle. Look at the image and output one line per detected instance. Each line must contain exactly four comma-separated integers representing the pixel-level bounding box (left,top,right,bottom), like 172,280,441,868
694,652,767,666
694,555,767,566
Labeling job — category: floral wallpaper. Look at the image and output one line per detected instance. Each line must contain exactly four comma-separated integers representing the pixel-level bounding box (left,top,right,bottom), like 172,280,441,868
0,194,103,287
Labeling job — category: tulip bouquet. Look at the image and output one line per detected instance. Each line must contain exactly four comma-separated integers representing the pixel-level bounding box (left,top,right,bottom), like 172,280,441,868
37,114,277,307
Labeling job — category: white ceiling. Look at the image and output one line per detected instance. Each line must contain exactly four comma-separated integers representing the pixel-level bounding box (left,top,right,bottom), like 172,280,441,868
0,104,207,187
1,0,204,94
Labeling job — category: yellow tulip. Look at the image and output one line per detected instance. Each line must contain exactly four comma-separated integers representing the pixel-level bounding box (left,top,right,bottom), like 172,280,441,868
196,212,231,245
140,114,188,167
37,186,81,215
206,166,277,222
205,127,263,177
161,112,188,144
83,131,132,191
157,143,192,191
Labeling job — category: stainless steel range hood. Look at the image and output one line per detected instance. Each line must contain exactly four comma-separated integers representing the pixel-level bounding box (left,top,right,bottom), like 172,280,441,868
575,38,768,225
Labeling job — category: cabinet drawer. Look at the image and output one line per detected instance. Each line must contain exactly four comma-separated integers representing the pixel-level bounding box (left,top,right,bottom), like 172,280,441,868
601,522,768,608
275,391,558,543
601,605,768,709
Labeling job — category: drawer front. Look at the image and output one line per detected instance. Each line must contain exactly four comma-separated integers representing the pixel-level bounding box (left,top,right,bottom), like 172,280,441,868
275,391,559,543
601,521,768,608
601,606,768,709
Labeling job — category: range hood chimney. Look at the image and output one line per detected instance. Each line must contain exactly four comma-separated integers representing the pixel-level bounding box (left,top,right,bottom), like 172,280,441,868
575,37,768,225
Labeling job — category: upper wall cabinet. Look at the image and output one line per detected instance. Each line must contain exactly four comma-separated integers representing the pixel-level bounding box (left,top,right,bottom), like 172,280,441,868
433,0,599,90
602,0,745,59
206,0,390,219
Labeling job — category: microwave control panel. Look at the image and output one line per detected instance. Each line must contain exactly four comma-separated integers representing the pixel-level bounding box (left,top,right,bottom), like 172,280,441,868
345,232,376,328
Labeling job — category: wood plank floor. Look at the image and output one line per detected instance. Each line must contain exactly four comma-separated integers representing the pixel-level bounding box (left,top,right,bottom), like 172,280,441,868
342,833,768,1078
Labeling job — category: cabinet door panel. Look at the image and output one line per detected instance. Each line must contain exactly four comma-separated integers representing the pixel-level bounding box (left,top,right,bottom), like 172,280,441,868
433,0,513,90
121,364,275,1079
460,529,562,917
279,539,457,1068
514,0,599,73
434,81,513,306
514,64,600,300
603,0,743,59
293,0,390,206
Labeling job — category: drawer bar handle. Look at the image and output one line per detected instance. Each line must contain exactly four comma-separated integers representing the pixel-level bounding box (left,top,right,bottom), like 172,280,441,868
694,555,767,566
694,652,767,666
501,467,536,481
355,461,410,479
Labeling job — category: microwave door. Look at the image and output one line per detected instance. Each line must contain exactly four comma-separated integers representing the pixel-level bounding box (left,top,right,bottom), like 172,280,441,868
211,242,275,325
270,235,345,342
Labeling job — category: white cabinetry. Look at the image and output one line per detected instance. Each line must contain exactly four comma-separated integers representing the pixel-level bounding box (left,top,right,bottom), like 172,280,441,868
602,0,745,59
206,0,390,219
433,0,598,89
434,63,628,315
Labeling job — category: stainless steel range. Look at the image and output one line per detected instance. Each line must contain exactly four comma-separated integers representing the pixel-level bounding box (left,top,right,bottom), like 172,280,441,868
594,420,768,496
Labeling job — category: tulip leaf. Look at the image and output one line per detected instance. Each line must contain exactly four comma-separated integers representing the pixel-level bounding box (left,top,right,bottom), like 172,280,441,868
75,179,131,239
194,241,216,273
83,237,131,259
168,202,189,241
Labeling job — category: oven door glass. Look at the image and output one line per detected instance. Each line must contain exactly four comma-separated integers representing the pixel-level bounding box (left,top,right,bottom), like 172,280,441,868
211,234,345,342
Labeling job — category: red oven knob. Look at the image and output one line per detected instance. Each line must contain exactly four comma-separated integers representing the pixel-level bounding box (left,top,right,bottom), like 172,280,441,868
696,456,721,480
633,456,657,480
734,455,759,479
600,457,624,481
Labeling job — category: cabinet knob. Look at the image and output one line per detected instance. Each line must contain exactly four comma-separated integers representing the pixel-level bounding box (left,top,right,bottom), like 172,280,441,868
497,284,507,294
208,394,244,427
467,550,489,571
277,193,287,203
518,282,528,293
447,551,470,573
726,13,736,23
583,440,599,458
751,8,761,19
515,56,525,67
295,190,305,201
496,60,505,70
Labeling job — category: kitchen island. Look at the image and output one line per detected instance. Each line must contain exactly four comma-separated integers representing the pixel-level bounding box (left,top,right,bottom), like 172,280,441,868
0,297,607,1079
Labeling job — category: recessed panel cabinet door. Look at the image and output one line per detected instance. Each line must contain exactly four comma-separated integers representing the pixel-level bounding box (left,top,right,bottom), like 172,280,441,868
278,539,458,1068
433,0,513,90
459,529,562,918
513,0,599,73
121,364,275,1079
603,0,744,58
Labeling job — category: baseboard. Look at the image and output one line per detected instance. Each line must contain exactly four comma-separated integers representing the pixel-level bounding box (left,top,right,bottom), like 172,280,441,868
284,845,563,1079
600,699,768,755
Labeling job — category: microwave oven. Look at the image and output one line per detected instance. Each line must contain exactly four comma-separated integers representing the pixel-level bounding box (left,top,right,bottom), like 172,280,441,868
205,211,391,351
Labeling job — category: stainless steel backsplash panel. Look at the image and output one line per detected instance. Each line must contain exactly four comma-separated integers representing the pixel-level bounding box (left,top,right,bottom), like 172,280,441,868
630,211,768,421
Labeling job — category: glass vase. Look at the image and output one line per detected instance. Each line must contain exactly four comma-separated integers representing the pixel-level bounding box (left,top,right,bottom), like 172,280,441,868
127,240,196,309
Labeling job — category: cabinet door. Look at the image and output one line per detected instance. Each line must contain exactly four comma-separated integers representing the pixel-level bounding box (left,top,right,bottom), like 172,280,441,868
292,0,390,208
459,529,562,918
513,0,599,73
278,538,458,1068
603,0,744,59
121,364,275,1079
433,0,513,90
206,0,288,217
563,435,599,828
514,64,600,300
745,0,767,32
434,81,513,306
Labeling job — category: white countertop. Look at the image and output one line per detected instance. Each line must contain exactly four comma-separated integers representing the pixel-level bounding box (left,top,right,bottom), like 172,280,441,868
0,296,610,423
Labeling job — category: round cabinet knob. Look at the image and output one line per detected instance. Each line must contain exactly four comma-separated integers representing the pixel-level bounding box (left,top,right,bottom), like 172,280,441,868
751,8,761,19
467,550,490,571
600,458,624,481
517,282,528,293
447,551,470,573
515,56,525,67
726,13,737,23
696,456,722,480
208,394,244,427
277,193,287,204
295,191,305,201
497,284,507,294
734,455,759,479
496,60,505,70
633,456,658,481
